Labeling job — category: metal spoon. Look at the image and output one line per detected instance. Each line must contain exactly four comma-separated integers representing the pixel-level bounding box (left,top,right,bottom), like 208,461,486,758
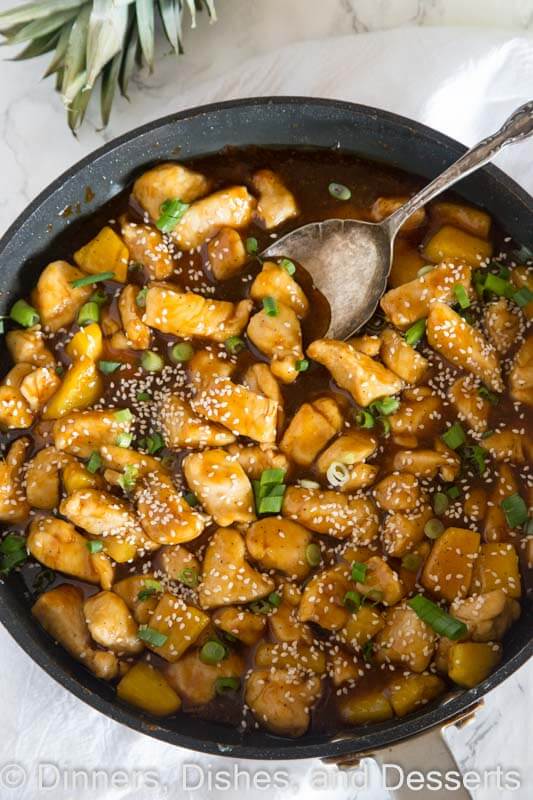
263,101,533,339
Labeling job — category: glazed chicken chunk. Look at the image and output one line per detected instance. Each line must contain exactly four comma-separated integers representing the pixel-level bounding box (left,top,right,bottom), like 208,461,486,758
250,261,309,317
31,261,92,332
182,449,255,526
0,438,30,522
171,186,256,249
245,668,322,738
247,303,304,384
132,162,210,222
252,169,299,229
190,376,278,443
120,219,174,279
159,394,236,449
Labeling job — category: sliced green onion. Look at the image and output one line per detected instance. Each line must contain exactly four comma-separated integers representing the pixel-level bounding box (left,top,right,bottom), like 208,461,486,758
137,578,163,601
260,468,286,486
118,464,139,492
424,518,445,540
351,561,367,583
401,553,423,572
90,289,108,306
453,283,471,309
98,360,121,374
362,641,374,662
262,296,279,316
484,273,510,297
326,461,350,487
178,567,199,588
523,518,533,535
404,318,427,347
225,336,246,356
114,408,134,424
355,410,375,429
258,494,284,514
9,299,40,328
71,271,115,289
141,432,164,455
432,492,449,516
295,359,309,372
379,417,391,436
441,422,466,450
463,445,487,475
305,543,321,567
136,391,152,402
512,286,533,307
0,534,28,575
408,595,467,640
86,540,103,554
343,590,362,611
417,265,434,277
363,588,384,603
200,640,227,664
141,350,164,372
298,479,321,489
138,625,168,647
215,677,240,694
77,302,100,326
86,451,102,474
280,258,296,276
369,396,400,416
268,591,282,608
183,492,199,508
328,182,351,201
249,599,273,615
136,287,148,307
115,432,133,448
156,198,189,233
500,493,528,528
447,485,461,500
478,385,499,405
55,365,64,376
170,342,194,363
245,237,258,255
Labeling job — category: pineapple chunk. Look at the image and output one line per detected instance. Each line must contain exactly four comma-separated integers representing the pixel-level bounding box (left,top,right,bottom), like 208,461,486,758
282,485,379,543
510,266,533,320
0,438,30,522
120,219,174,279
6,327,55,368
245,668,322,737
269,583,312,643
427,302,503,392
172,186,256,249
144,284,252,342
118,284,151,349
307,338,403,407
430,202,491,239
250,261,309,318
380,262,472,329
31,261,92,332
212,606,266,646
484,464,519,543
138,592,209,662
255,642,326,675
448,375,491,433
280,397,343,466
164,650,245,705
299,565,351,631
65,323,103,361
252,169,299,229
246,517,312,580
370,195,426,233
182,449,255,526
374,604,435,671
207,226,247,281
447,642,502,688
339,686,394,724
509,335,533,407
43,357,103,419
62,461,103,494
27,516,100,583
247,303,304,384
380,328,428,384
159,394,235,449
421,527,480,602
338,606,385,651
423,224,492,265
389,239,426,288
74,226,129,283
389,673,445,717
132,162,209,222
471,543,521,598
117,662,181,716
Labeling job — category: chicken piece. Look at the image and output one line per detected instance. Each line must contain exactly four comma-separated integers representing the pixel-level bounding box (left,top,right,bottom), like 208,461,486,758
245,668,321,738
328,648,363,687
347,334,382,356
159,394,235,449
450,590,520,643
299,565,351,631
315,431,377,488
135,471,207,545
242,363,284,429
282,486,379,543
389,387,443,439
25,447,70,510
164,649,245,706
182,449,255,526
207,227,247,281
145,284,252,342
27,516,100,583
392,448,458,480
484,464,520,543
156,545,200,584
510,266,533,320
483,298,521,355
380,262,472,329
246,517,312,580
31,261,93,332
187,348,235,389
255,641,326,675
112,574,160,624
120,219,174,279
250,261,309,318
382,504,433,558
60,488,155,563
52,409,133,457
3,362,33,388
307,339,403,407
190,376,278,444
141,592,210,662
337,606,385,652
370,195,426,233
198,527,274,610
0,438,30,522
280,397,343,467
172,186,256,250
421,527,480,602
6,327,55,368
448,375,491,433
247,303,304,384
374,604,436,672
269,583,312,643
373,472,421,512
32,585,118,679
430,201,491,239
509,335,533,406
133,163,209,221
118,284,152,350
0,385,33,429
380,328,428,384
355,556,405,606
427,302,503,392
213,606,266,646
482,430,531,464
84,591,143,655
471,542,521,598
227,443,289,481
99,444,164,477
19,366,60,413
252,169,299,229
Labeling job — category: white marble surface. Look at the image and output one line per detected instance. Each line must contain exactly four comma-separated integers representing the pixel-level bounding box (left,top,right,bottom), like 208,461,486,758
0,1,532,799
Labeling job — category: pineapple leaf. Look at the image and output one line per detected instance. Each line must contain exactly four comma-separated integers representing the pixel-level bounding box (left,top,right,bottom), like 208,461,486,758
0,0,85,32
2,7,80,45
184,0,196,29
61,3,91,101
44,16,74,76
11,29,60,60
100,50,121,126
202,0,217,21
86,0,128,90
135,0,154,70
68,79,93,132
158,0,181,53
119,14,139,98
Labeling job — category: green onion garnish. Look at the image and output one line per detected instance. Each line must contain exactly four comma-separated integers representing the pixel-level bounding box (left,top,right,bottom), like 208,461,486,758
424,518,445,540
404,318,427,347
258,494,284,514
90,289,108,306
156,198,189,233
98,360,121,374
86,540,104,554
500,493,528,528
453,283,471,309
447,485,461,500
484,273,510,297
343,590,362,611
199,640,227,664
146,432,165,454
441,422,466,450
362,641,374,662
432,492,449,516
463,445,487,475
0,534,28,575
9,299,40,328
71,271,115,288
369,396,399,416
512,287,533,307
138,625,168,647
524,518,533,535
254,468,287,515
408,595,467,640
478,385,499,405
215,677,240,694
355,410,375,429
118,464,139,492
280,258,296,276
137,578,163,601
225,336,246,356
141,350,164,372
114,408,134,424
262,296,279,316
305,543,321,567
295,358,309,372
351,561,367,583
245,237,258,255
136,391,152,402
268,591,282,608
170,342,194,363
77,301,100,326
86,451,102,474
401,553,423,572
260,468,286,485
249,599,273,615
136,287,148,307
183,492,199,508
328,182,351,201
115,432,133,448
178,568,199,588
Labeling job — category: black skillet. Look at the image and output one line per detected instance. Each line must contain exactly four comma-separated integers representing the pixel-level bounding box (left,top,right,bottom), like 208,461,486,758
0,98,531,762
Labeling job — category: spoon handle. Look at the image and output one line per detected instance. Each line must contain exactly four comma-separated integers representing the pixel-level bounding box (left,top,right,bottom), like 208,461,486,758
383,100,533,237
